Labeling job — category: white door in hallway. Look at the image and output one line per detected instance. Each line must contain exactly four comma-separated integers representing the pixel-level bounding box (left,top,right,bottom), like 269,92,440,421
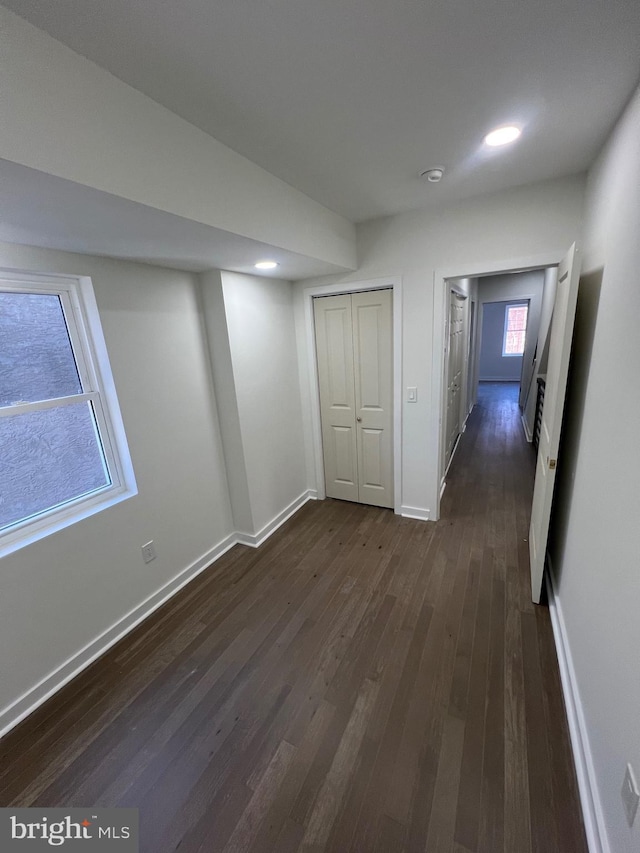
529,243,580,603
445,290,468,469
314,290,393,508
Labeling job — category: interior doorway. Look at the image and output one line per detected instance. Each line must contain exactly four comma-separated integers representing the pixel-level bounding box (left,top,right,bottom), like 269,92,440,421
435,247,581,605
434,261,560,514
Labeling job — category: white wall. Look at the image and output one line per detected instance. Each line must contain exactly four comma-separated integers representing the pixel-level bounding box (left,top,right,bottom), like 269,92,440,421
200,270,255,533
476,269,545,414
0,248,311,734
220,272,308,535
550,84,640,853
478,301,524,381
0,241,234,732
0,6,356,271
295,175,585,518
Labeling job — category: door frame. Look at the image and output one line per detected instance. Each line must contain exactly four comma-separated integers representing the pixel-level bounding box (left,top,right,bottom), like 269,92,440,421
442,284,470,483
301,276,403,514
432,252,561,520
467,299,477,418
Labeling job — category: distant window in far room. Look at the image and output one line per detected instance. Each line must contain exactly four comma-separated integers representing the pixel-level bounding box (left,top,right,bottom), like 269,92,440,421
502,302,528,356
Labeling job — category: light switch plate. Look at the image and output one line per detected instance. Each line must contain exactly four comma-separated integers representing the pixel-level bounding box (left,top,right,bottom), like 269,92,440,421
622,763,639,827
407,386,417,403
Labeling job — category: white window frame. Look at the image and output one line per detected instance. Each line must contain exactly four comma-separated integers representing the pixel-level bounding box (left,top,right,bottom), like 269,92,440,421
502,301,529,357
0,270,137,558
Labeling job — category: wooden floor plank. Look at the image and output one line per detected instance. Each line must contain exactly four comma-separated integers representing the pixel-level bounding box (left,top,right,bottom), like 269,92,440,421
521,610,560,853
423,714,466,853
478,574,506,853
222,739,297,853
247,703,335,853
0,382,587,853
535,603,587,853
453,546,494,851
300,678,379,850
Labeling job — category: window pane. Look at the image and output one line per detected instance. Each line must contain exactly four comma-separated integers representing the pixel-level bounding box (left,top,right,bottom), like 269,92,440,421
507,305,528,332
505,330,526,355
0,292,83,406
0,402,110,530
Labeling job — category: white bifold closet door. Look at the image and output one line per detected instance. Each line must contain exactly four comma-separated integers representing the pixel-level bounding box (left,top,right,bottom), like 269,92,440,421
313,289,393,509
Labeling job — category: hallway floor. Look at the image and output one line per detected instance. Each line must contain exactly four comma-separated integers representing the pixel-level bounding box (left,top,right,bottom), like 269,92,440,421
0,382,587,852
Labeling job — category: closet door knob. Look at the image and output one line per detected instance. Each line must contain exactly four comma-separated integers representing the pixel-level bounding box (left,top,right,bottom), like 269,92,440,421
356,416,362,422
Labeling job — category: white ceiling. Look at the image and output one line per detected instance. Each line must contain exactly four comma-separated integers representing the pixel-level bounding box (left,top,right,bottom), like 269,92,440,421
3,0,640,224
0,160,348,279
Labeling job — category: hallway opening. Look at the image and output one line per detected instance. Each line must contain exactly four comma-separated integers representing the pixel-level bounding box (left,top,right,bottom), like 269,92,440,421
433,258,562,527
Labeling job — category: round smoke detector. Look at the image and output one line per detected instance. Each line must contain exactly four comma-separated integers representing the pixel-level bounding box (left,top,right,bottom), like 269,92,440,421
420,167,445,183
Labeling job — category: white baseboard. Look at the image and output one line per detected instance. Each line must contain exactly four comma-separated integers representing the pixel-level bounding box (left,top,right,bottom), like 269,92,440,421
440,477,447,500
0,532,238,740
0,489,319,740
400,505,430,521
520,413,533,442
546,568,610,853
235,490,316,548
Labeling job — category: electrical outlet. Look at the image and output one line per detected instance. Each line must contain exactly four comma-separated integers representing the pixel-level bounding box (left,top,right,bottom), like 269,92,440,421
622,763,639,827
141,541,156,564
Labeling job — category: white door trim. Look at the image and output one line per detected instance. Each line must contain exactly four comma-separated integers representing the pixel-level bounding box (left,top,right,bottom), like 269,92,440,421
442,285,470,483
432,252,561,520
301,276,402,514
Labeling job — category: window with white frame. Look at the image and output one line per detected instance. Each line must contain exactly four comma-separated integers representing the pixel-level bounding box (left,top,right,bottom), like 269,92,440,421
0,272,136,556
502,302,528,356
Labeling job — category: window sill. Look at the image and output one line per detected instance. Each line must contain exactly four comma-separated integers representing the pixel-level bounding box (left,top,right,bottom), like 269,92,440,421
0,485,138,560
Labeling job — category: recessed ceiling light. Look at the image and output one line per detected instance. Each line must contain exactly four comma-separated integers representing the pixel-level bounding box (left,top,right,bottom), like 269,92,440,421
484,125,521,147
254,260,279,270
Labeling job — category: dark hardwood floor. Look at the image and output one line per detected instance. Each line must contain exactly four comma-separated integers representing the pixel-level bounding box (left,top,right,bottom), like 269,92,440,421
0,382,587,852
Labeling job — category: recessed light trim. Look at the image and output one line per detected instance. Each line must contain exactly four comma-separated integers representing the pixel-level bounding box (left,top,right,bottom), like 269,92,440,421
254,260,279,270
484,125,521,147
